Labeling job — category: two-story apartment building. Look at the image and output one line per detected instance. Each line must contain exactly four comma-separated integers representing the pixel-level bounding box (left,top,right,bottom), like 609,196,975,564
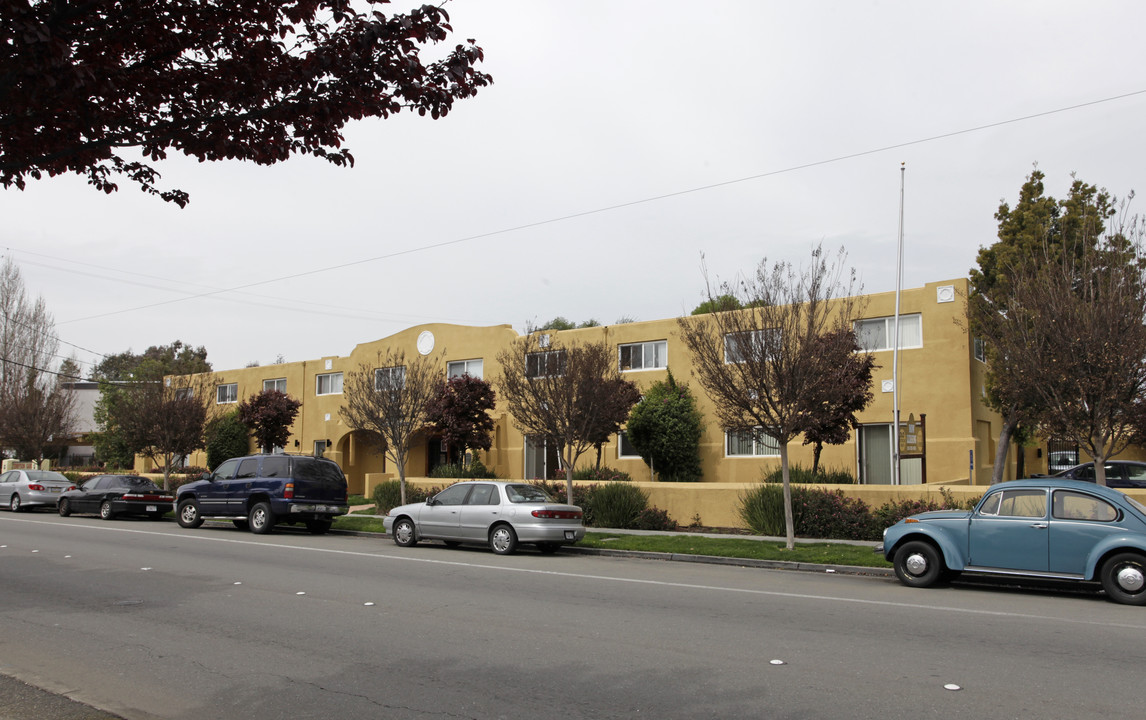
164,278,1032,495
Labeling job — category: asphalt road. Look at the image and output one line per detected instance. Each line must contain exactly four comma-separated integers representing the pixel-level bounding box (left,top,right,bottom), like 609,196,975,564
2,512,1144,720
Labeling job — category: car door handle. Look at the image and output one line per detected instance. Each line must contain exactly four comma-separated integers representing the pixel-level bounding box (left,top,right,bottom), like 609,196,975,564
1030,523,1048,529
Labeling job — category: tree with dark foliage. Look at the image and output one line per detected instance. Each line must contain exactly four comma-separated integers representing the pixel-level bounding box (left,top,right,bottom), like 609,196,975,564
800,329,876,474
238,389,301,453
1,0,492,205
426,374,496,466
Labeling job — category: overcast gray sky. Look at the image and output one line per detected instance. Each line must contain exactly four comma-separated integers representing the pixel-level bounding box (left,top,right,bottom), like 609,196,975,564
5,0,1146,374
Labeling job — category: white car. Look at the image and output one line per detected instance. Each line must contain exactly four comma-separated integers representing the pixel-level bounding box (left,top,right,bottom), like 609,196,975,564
383,481,585,555
0,469,74,512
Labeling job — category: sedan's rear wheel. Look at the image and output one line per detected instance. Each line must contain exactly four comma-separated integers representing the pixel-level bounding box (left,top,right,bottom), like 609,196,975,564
57,498,71,517
9,494,22,513
489,524,518,555
392,517,417,547
99,500,117,520
177,499,204,528
1100,552,1146,605
893,540,944,588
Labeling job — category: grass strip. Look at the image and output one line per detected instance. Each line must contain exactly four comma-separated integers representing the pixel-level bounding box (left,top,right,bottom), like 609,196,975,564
331,516,891,568
580,532,891,568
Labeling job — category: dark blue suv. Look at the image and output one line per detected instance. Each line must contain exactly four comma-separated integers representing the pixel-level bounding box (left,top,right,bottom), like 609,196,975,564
176,454,348,534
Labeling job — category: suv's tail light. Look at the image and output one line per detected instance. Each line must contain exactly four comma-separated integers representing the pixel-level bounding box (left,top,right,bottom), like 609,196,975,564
531,509,582,520
284,482,294,499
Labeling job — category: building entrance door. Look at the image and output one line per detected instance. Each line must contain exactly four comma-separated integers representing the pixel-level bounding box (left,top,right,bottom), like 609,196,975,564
859,424,893,484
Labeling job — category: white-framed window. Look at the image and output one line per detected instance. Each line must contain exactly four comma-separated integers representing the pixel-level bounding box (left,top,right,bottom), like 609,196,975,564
617,431,641,459
724,329,778,364
973,336,987,363
316,372,343,395
174,387,192,400
447,358,484,379
375,366,406,391
314,440,328,457
263,377,287,393
619,340,667,372
526,350,566,378
854,314,922,352
216,383,238,404
725,428,781,457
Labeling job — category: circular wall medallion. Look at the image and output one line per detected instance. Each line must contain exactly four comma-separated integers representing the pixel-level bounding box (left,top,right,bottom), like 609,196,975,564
417,330,435,355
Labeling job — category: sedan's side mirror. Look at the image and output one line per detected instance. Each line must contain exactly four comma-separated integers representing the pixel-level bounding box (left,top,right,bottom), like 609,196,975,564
426,498,436,506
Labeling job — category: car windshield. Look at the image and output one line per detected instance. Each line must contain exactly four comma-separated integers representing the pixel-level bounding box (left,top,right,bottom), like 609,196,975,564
27,471,69,483
505,484,555,503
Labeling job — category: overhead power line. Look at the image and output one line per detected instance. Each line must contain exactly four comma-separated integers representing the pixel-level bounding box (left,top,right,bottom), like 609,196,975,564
48,87,1146,326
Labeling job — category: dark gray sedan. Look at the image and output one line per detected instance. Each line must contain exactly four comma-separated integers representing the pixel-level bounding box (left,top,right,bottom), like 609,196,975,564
57,475,173,520
384,481,585,555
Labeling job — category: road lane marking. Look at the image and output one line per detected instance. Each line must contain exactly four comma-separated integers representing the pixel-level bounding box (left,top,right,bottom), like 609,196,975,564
4,515,1145,630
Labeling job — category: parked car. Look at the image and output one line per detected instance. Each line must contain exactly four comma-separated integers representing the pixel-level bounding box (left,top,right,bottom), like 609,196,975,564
880,478,1146,605
0,469,73,512
57,475,172,520
175,453,348,534
1053,461,1146,489
383,481,585,555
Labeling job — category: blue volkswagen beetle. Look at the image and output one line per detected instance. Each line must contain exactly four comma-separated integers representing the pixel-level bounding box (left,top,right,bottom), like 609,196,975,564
880,478,1146,605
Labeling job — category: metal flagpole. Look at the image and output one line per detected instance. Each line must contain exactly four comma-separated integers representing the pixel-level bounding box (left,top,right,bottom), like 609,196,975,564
892,163,905,485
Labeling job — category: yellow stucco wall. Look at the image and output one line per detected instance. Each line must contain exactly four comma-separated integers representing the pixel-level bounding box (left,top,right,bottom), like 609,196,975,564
172,278,1052,494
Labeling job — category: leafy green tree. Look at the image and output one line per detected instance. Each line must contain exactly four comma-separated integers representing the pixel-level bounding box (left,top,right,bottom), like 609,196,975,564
204,411,251,471
237,389,301,453
969,168,1117,483
624,370,704,481
690,294,742,315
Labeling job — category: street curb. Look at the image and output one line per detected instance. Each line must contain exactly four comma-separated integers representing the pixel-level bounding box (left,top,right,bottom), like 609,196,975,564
560,544,895,577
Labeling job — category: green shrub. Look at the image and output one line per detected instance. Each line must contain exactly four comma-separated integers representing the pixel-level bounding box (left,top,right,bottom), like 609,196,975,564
588,482,649,529
738,483,787,536
371,480,432,514
657,469,702,483
429,459,497,479
573,466,632,482
633,506,678,531
793,487,875,541
204,411,250,470
762,463,856,485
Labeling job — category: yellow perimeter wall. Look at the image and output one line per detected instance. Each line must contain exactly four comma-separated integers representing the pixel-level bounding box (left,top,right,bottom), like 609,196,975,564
165,277,1124,506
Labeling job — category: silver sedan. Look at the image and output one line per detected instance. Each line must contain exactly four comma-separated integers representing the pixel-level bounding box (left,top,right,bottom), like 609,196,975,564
383,481,585,555
0,469,74,512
